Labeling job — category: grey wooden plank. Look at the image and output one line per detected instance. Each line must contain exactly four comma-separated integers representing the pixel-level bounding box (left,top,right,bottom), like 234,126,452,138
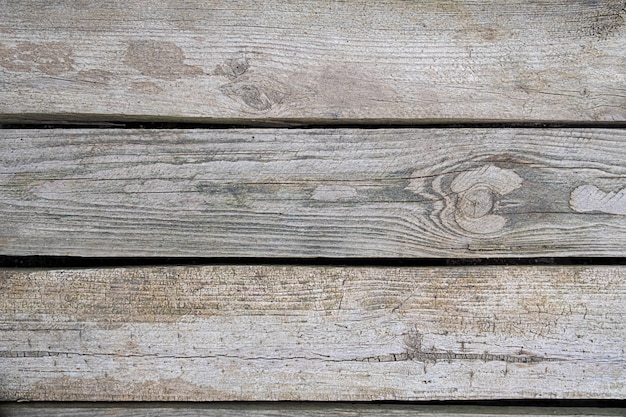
0,0,625,123
0,128,624,257
1,403,625,417
0,265,624,401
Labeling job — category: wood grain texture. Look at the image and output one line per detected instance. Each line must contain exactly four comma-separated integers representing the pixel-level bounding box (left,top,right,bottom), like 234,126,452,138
1,265,624,401
0,0,625,123
1,404,625,417
1,128,625,257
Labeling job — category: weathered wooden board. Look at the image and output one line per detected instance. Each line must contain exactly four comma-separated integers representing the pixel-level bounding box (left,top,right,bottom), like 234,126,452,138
1,0,625,123
1,128,625,257
1,265,624,401
1,404,625,417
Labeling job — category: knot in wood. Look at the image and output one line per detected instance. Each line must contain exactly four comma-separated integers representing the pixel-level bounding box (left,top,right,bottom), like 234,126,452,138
449,165,523,234
456,185,494,219
220,78,289,112
214,56,249,79
238,84,272,111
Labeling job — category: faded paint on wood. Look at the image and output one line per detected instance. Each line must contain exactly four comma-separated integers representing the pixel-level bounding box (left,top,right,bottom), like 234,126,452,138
1,404,625,417
1,265,624,401
0,0,625,123
0,128,625,257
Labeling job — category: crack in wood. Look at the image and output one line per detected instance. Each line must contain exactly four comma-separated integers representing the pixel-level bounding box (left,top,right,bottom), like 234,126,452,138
357,350,560,364
0,349,561,363
356,330,561,363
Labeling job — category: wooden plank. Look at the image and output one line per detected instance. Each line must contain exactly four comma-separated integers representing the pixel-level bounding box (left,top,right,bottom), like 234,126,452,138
1,265,624,401
1,403,625,417
1,128,625,258
0,0,625,123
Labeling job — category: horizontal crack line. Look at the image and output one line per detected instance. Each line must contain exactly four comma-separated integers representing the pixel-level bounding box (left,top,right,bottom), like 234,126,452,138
0,350,569,363
359,351,562,363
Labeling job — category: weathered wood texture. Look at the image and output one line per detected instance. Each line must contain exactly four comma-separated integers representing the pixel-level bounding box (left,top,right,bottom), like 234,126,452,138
1,265,624,401
1,404,625,417
1,128,625,257
1,0,625,123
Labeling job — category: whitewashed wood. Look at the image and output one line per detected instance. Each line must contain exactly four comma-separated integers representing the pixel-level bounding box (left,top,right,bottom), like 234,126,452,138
1,128,625,257
1,404,625,417
0,265,624,401
0,0,625,123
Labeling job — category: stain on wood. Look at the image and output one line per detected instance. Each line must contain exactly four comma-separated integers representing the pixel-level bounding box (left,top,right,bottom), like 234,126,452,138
582,0,626,39
124,40,204,80
0,42,74,75
570,185,626,215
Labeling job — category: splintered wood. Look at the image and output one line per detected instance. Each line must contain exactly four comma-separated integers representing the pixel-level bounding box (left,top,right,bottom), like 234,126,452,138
0,129,624,257
0,0,625,123
1,265,624,401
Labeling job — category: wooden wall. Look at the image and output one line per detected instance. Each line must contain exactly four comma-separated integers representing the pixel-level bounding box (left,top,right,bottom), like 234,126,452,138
1,0,625,414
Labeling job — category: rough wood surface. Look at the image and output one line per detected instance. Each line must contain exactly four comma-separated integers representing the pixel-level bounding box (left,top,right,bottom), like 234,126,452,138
1,404,625,417
1,128,625,257
1,0,625,123
1,265,624,401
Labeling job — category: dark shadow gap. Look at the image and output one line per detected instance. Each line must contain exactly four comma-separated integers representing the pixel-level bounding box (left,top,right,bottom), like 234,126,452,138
2,119,626,129
1,256,624,269
0,399,625,408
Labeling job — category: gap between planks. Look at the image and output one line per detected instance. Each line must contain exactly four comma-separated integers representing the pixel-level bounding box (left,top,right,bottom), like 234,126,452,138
1,403,625,417
2,256,625,269
3,119,626,129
